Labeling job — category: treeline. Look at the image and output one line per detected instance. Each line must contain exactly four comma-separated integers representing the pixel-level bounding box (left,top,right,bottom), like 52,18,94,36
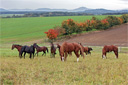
1,12,92,18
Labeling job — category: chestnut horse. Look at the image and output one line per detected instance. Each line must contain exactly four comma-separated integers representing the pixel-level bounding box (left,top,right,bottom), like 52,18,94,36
79,43,93,55
12,44,23,57
102,45,118,59
33,43,48,56
57,43,72,56
60,42,85,62
50,42,56,58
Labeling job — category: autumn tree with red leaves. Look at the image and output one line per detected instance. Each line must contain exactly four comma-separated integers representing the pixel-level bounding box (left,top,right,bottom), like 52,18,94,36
44,29,58,42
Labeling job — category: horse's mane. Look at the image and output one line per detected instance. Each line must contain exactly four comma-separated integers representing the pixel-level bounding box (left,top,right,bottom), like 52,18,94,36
34,44,40,49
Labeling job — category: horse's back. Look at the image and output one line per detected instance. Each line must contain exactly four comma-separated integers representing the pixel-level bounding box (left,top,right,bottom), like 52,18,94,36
103,45,118,52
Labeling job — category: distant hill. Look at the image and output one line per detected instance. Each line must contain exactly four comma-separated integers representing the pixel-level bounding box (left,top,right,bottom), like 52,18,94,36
71,7,90,12
84,9,116,14
0,8,8,11
36,8,68,12
0,7,128,15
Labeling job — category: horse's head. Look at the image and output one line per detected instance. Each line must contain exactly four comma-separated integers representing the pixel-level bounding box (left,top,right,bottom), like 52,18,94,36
89,47,93,51
12,44,15,50
33,43,37,47
57,44,60,48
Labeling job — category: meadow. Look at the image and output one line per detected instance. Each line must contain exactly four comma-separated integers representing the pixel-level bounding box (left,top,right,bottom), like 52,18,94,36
0,15,127,85
0,49,128,85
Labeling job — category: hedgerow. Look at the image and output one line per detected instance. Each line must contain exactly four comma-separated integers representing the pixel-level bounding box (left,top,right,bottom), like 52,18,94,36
61,14,128,35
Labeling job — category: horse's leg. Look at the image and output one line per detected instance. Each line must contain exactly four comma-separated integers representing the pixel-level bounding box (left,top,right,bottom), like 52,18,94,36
64,52,67,61
19,52,21,58
33,52,34,59
35,52,37,56
29,53,32,59
74,50,80,62
24,52,26,59
114,51,118,59
44,51,46,56
102,52,107,59
42,52,44,56
37,52,38,57
85,52,88,55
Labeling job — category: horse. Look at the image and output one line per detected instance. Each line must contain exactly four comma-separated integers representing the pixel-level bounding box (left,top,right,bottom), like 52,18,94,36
11,44,23,57
59,42,85,62
87,47,93,55
79,43,93,55
57,43,72,56
57,44,61,56
50,42,56,58
20,45,35,59
33,43,48,56
102,45,118,59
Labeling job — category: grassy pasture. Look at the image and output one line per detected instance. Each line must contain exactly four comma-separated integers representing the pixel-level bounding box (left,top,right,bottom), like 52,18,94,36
0,46,128,85
0,15,121,44
0,49,128,85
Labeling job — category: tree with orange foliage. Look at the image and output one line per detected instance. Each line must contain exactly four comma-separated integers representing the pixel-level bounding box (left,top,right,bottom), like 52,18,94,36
44,29,58,42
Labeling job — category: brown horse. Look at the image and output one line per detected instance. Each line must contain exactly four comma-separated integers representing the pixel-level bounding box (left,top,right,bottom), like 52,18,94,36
33,43,48,56
102,45,118,59
79,43,93,55
60,42,85,62
12,44,23,57
50,42,56,57
57,43,72,56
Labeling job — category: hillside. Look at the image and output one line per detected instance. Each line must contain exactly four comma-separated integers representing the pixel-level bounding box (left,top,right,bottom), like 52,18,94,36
56,23,128,47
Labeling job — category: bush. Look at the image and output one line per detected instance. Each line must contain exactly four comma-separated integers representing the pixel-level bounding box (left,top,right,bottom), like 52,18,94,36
120,14,128,23
106,16,120,27
54,26,66,36
44,29,58,41
62,19,76,35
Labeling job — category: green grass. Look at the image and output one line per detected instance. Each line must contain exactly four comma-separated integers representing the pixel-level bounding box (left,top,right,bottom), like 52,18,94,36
0,15,121,44
0,48,128,84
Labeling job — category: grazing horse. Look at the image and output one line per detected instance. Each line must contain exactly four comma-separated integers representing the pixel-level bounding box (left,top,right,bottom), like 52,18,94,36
57,44,61,56
11,44,23,57
60,42,85,62
20,45,35,59
102,45,118,59
33,43,48,56
50,42,56,57
57,43,72,56
87,47,93,55
79,43,93,55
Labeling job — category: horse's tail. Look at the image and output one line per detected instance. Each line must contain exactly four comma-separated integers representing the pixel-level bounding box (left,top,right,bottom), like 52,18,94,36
46,47,49,53
79,44,85,58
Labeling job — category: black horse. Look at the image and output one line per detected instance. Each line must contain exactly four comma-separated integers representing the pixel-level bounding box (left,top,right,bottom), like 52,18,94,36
20,45,35,59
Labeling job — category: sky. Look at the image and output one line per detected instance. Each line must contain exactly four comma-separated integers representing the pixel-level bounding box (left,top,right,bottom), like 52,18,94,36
0,0,128,10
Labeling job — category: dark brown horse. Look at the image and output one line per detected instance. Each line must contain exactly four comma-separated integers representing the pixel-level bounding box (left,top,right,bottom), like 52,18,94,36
12,44,23,57
102,45,118,59
60,42,85,62
33,43,48,56
87,47,93,55
50,42,56,57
